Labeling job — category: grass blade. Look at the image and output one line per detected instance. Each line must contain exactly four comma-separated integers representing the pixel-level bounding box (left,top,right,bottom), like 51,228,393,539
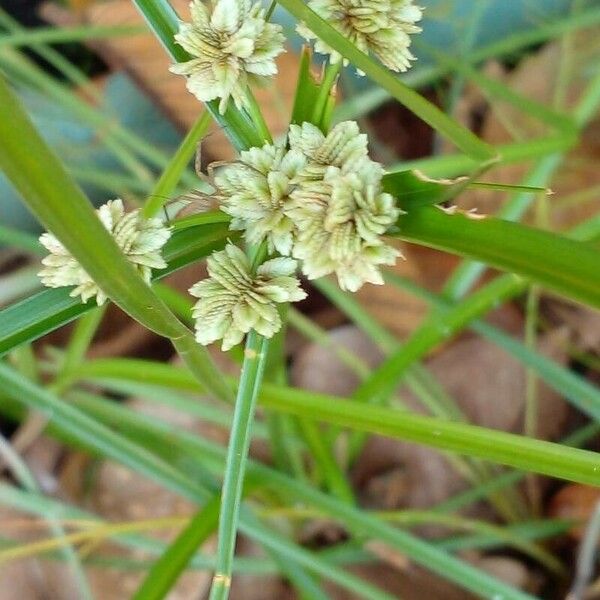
73,358,600,487
143,111,211,218
394,206,600,309
0,25,144,47
0,72,232,402
69,388,539,600
132,497,221,600
0,362,209,501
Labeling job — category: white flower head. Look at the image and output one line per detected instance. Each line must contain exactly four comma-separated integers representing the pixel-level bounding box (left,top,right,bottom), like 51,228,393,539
190,243,306,350
170,0,285,114
211,142,306,255
288,120,373,180
297,0,422,74
289,168,401,292
38,199,171,305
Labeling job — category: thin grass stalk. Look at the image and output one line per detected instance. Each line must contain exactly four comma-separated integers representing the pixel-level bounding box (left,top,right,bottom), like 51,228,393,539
59,308,106,377
296,417,355,504
67,390,540,600
0,24,145,47
311,61,340,128
143,110,212,218
0,7,102,102
209,332,269,600
263,308,309,482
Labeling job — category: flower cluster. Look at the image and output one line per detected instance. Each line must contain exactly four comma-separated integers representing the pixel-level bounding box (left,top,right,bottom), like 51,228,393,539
38,4,416,351
210,120,400,293
297,0,423,73
210,143,306,255
189,243,306,350
170,0,285,114
38,199,171,305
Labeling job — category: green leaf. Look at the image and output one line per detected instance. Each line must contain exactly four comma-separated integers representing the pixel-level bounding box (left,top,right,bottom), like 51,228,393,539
73,358,600,488
259,386,600,488
277,0,495,160
382,170,470,209
0,24,145,47
391,134,575,179
132,497,221,600
0,73,233,402
63,387,538,600
0,362,209,501
290,46,322,126
143,111,211,218
392,206,600,309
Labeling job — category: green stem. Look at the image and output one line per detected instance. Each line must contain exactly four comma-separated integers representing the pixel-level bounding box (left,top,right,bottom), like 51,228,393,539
244,87,272,144
143,111,212,218
297,417,354,504
312,61,340,131
0,24,144,47
209,331,269,600
264,307,308,481
60,307,106,377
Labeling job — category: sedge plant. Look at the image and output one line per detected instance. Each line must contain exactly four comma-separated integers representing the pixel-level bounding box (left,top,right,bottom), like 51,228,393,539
0,1,599,599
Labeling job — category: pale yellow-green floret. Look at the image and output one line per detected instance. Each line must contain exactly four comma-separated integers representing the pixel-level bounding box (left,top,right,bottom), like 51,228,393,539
297,0,422,74
288,166,400,292
211,142,307,255
202,120,401,293
170,0,285,113
189,243,306,350
288,120,372,180
38,199,171,305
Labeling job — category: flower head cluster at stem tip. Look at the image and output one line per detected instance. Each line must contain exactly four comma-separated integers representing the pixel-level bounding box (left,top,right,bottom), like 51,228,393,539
297,0,423,74
38,199,171,305
209,120,402,294
170,0,285,114
189,244,306,350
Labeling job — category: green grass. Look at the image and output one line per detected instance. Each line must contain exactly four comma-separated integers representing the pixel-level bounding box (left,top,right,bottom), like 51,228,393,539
0,1,599,599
